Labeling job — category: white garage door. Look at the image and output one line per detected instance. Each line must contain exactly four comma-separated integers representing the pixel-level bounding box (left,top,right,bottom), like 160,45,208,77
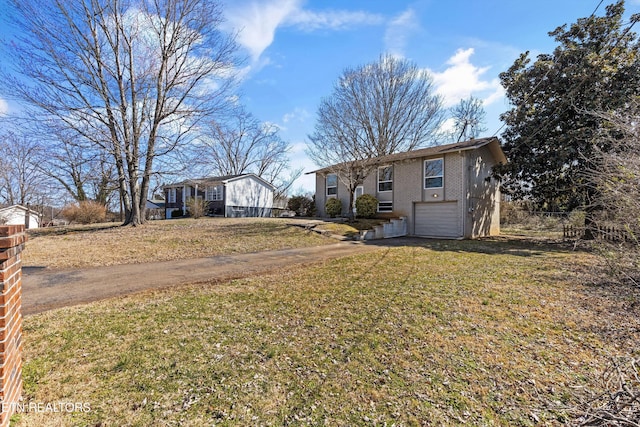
414,201,460,238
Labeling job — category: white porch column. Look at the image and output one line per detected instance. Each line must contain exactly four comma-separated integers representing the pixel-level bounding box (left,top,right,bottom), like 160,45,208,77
182,184,187,215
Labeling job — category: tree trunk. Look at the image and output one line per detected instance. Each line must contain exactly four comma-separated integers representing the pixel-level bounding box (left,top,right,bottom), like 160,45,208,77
347,187,355,221
583,205,596,240
114,153,133,225
125,182,144,226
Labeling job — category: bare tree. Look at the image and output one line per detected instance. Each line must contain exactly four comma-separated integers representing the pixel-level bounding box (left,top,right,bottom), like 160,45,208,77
27,121,118,205
197,107,302,197
0,131,48,206
307,54,444,214
581,101,640,286
450,96,487,142
2,0,238,225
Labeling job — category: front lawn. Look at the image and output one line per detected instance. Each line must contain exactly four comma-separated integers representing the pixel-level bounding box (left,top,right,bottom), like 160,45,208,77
16,238,640,426
312,219,386,238
23,217,332,269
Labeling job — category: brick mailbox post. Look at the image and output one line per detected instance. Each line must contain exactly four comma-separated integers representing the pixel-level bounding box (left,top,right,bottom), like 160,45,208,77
0,225,25,426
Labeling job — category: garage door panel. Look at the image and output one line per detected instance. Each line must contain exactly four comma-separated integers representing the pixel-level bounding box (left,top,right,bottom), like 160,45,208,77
414,201,460,238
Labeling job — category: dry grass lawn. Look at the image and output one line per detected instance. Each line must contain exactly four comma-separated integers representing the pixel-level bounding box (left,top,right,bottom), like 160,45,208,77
15,237,640,426
312,219,386,239
23,217,331,269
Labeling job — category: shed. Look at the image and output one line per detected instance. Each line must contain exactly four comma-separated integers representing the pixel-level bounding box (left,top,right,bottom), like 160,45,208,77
0,205,41,229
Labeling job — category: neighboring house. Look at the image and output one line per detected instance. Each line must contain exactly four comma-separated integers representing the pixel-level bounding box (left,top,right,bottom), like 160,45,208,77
309,137,507,239
0,205,41,229
163,174,275,219
145,198,166,220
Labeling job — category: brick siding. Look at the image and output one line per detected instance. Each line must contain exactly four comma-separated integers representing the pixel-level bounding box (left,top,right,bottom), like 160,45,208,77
0,225,25,427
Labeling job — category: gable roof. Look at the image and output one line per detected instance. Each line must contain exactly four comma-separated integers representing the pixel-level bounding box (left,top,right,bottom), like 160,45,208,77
163,173,276,190
0,204,41,216
146,200,165,209
307,137,506,174
223,174,277,190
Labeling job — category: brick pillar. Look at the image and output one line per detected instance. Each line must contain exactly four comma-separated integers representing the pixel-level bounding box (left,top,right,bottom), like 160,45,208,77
0,225,25,426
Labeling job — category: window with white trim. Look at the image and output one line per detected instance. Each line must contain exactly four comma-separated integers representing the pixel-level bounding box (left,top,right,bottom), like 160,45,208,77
326,174,337,196
424,158,444,189
378,165,393,192
167,188,176,203
378,201,393,212
205,185,223,201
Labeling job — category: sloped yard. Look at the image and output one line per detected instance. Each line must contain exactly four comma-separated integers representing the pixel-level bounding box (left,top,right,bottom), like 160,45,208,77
23,218,332,269
15,238,640,426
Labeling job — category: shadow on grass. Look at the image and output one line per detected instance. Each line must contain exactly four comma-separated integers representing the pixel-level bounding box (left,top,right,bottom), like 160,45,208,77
27,223,121,238
364,233,578,257
217,221,294,237
365,234,640,353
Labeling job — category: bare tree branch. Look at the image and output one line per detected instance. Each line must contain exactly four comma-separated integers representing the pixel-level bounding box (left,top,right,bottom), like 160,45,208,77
307,54,444,215
1,0,239,225
0,130,48,206
195,106,299,196
450,96,487,142
578,99,640,286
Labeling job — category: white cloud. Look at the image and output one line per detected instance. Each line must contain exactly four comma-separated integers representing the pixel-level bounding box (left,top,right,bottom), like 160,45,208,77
263,120,284,132
282,107,310,124
287,9,384,31
290,140,308,154
0,98,8,116
288,140,318,192
483,85,506,106
438,117,456,135
225,0,384,63
226,95,241,105
225,0,300,62
429,48,503,108
384,8,420,57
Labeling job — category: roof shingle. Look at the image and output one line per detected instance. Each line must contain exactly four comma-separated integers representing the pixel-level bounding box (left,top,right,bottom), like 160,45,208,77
306,137,505,174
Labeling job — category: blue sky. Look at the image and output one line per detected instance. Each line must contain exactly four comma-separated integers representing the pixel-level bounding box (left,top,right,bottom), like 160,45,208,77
219,0,640,192
1,0,639,193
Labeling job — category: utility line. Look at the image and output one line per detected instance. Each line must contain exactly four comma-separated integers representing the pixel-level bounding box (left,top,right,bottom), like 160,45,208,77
496,13,639,147
492,0,606,137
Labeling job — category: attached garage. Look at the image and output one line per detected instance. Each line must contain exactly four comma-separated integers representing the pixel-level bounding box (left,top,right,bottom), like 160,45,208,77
309,137,506,239
414,201,461,238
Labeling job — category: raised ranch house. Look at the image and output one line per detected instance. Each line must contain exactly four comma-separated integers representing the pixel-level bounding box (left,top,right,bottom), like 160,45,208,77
0,205,41,229
163,174,275,219
310,137,507,239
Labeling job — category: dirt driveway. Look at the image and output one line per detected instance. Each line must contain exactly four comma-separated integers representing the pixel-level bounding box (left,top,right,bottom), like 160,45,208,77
22,240,406,315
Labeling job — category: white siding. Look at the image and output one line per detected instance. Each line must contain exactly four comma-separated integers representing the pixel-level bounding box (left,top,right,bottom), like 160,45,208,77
225,176,274,209
0,207,40,229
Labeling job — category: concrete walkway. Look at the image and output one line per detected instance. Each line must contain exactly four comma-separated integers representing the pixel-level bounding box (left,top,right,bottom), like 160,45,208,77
22,240,397,316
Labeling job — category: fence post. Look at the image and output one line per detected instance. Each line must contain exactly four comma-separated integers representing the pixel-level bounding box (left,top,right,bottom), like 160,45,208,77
0,225,25,426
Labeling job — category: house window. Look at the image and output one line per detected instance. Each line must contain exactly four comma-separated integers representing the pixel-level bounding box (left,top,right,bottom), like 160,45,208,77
378,166,393,192
378,201,393,212
167,188,176,203
424,158,444,189
206,185,223,201
326,174,337,196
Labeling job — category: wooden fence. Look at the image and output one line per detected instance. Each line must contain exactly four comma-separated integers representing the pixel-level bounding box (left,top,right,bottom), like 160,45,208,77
563,225,637,243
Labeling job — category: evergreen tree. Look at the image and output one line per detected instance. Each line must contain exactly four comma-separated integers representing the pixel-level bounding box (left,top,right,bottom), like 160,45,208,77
496,1,640,212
